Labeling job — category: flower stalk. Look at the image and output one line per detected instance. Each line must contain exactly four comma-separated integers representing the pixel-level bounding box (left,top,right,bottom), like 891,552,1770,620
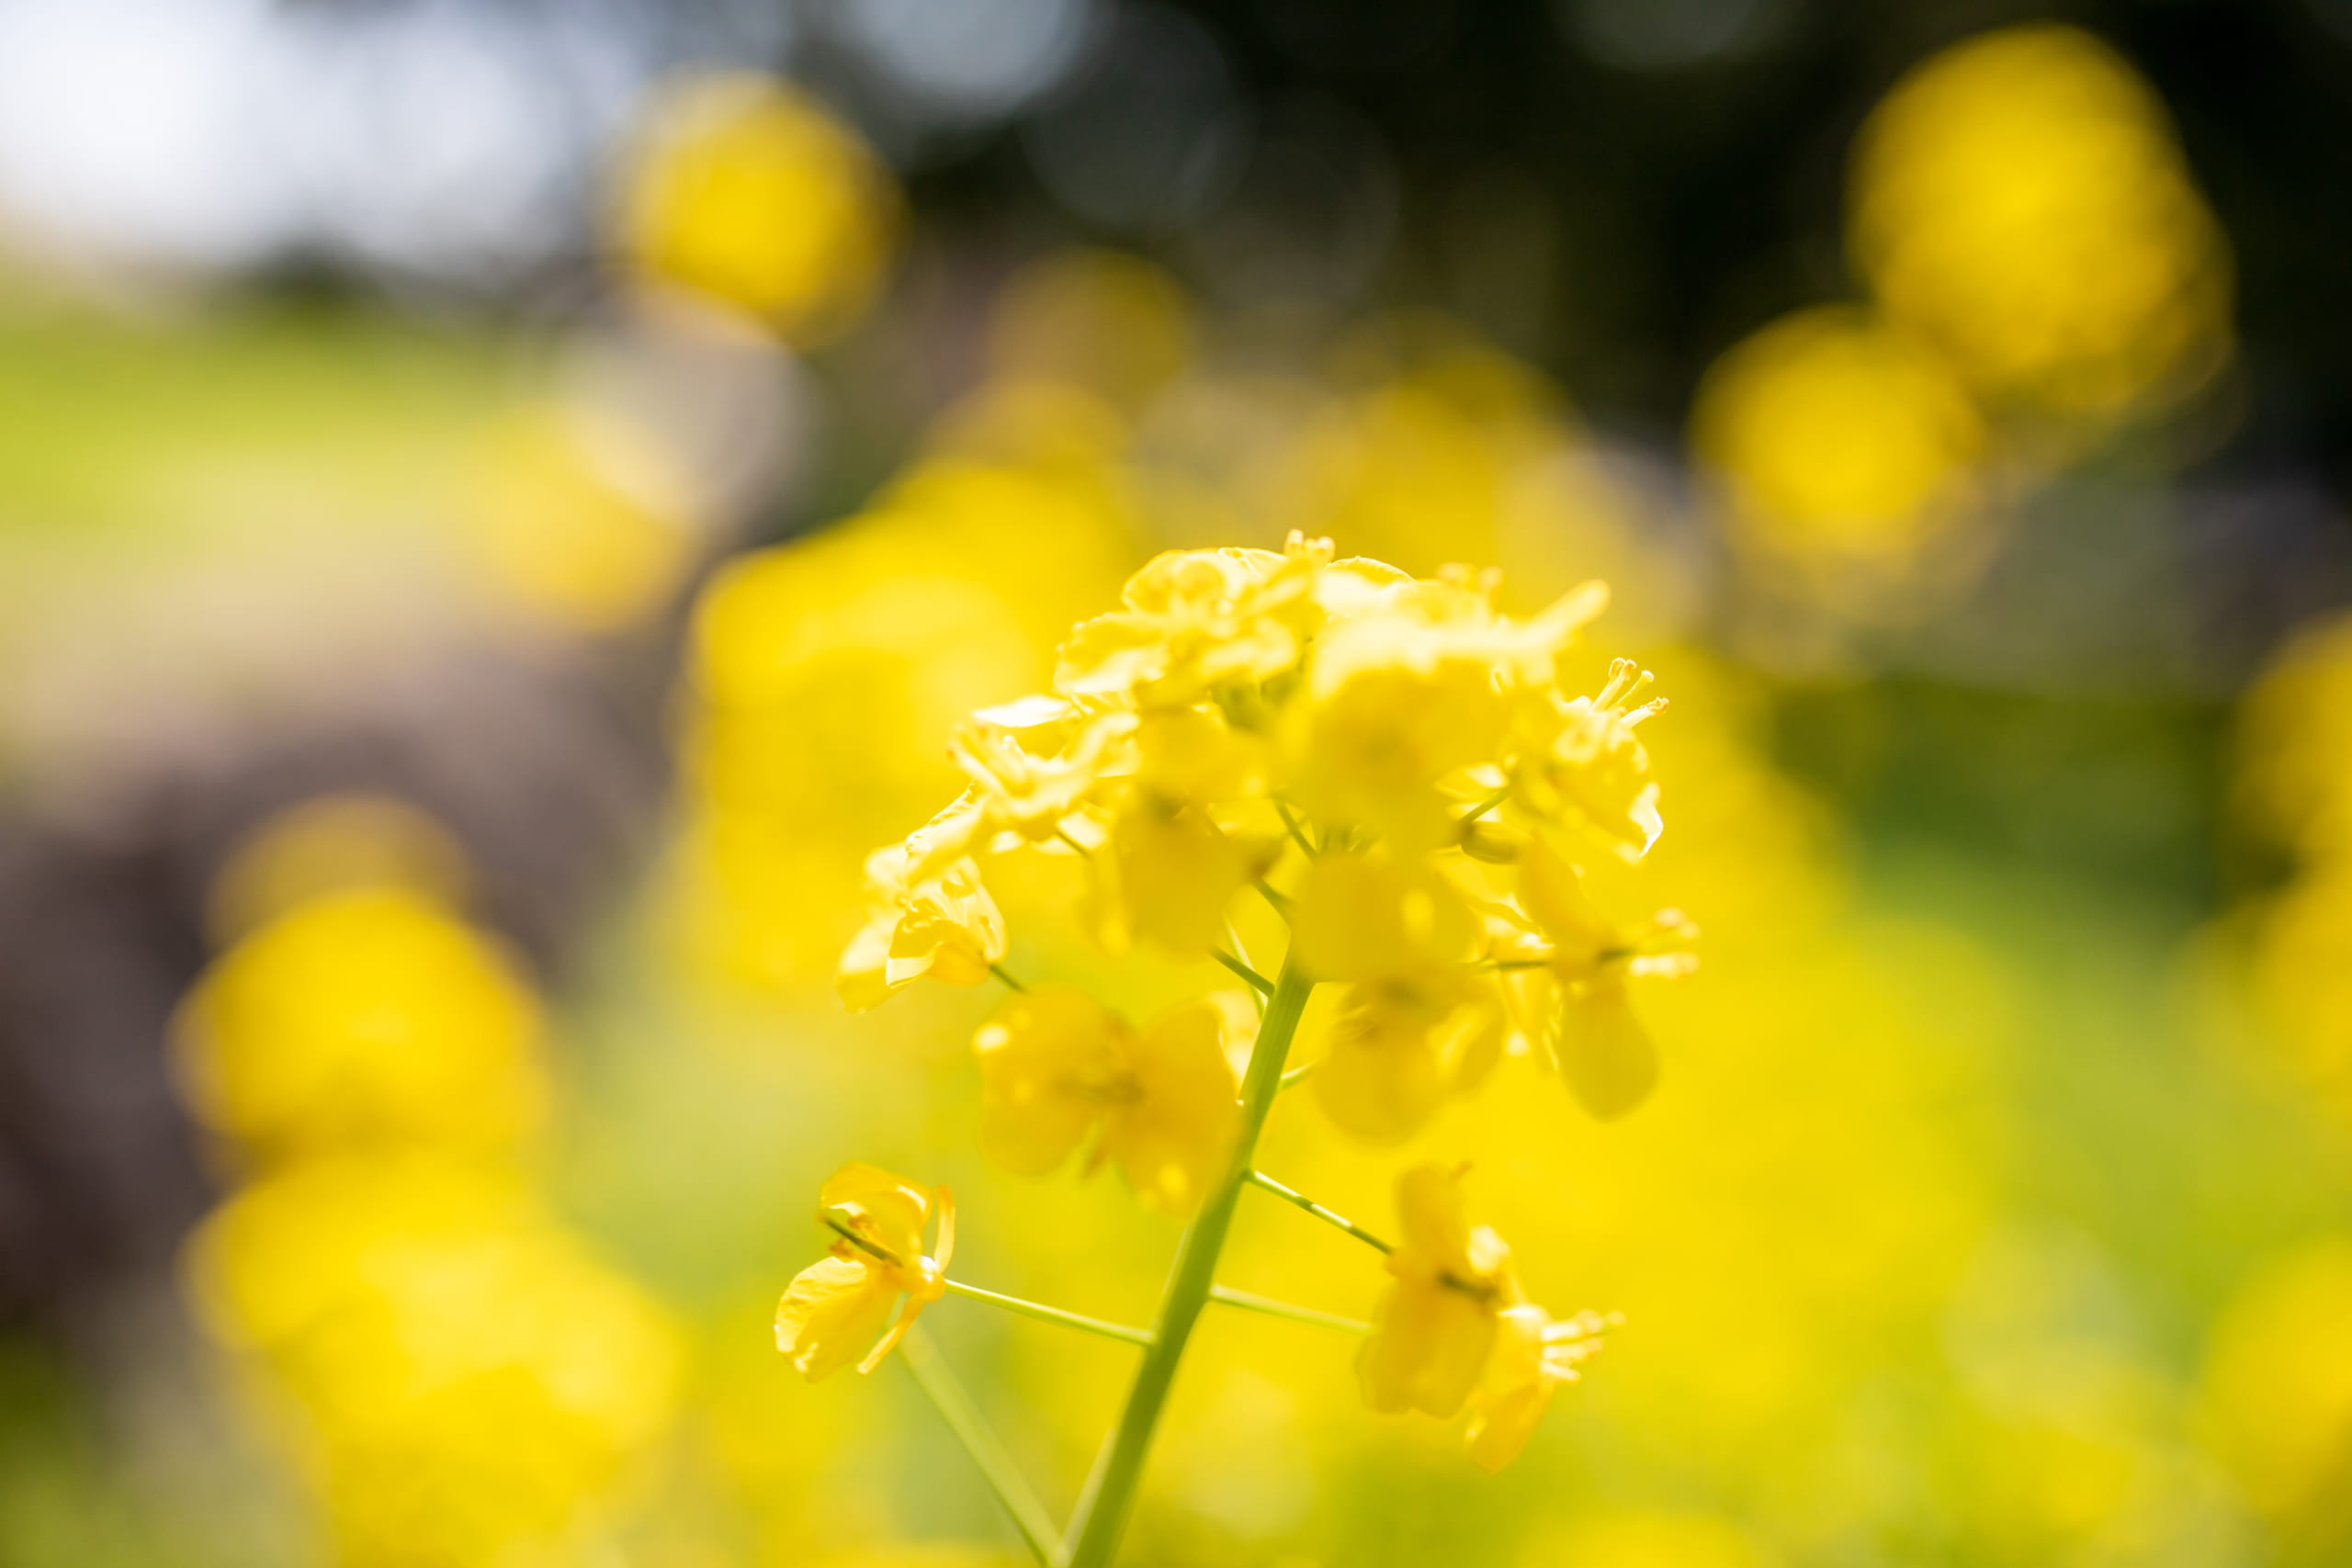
1059,955,1317,1567
941,1279,1155,1348
899,1325,1060,1566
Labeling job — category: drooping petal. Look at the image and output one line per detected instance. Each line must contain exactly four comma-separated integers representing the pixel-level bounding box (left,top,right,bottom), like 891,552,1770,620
1357,1275,1500,1419
1555,976,1660,1121
775,1256,898,1380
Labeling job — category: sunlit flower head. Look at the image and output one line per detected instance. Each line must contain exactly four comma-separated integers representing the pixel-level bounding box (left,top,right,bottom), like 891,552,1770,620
775,1163,955,1379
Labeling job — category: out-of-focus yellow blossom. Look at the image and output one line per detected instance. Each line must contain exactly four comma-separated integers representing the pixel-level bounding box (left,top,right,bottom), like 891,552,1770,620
1084,795,1278,954
2231,612,2352,870
186,1156,681,1567
203,793,469,944
1464,1303,1614,1472
1849,24,2233,425
988,250,1194,412
617,72,899,344
974,987,1250,1212
836,848,1006,1012
1359,1164,1521,1419
174,885,545,1165
1504,832,1699,1120
1267,330,1572,577
1690,306,1984,574
2244,867,2352,1127
1293,854,1502,1142
2199,1238,2352,1550
776,1163,955,1380
470,400,703,633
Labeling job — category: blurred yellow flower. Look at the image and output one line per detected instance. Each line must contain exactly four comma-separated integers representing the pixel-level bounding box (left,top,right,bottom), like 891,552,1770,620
1849,24,2232,424
1690,306,1984,574
2231,612,2352,871
175,885,545,1164
617,73,899,344
1464,1303,1613,1473
187,1155,682,1566
2200,1237,2352,1549
1294,854,1501,1142
1084,796,1276,954
470,400,702,633
974,987,1250,1212
836,847,1006,1012
1359,1163,1520,1418
776,1163,955,1379
1056,543,1317,704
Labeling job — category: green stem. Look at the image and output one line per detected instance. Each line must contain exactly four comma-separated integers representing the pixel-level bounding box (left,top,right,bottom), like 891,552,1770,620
899,1325,1059,1567
990,964,1029,993
1276,1059,1317,1092
1244,1169,1395,1255
1060,956,1317,1567
1272,799,1317,860
1252,879,1293,919
1208,1283,1369,1335
1209,948,1275,998
1458,784,1512,826
943,1279,1155,1348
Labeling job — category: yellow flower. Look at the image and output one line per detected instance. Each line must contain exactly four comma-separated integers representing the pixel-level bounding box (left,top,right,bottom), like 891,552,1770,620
950,696,1137,844
1067,700,1279,953
1514,659,1668,859
775,1163,954,1379
1293,855,1501,1142
1288,572,1606,848
1464,1303,1615,1472
975,987,1251,1212
836,850,1005,1012
1358,1164,1519,1418
1510,832,1697,1120
1082,798,1276,953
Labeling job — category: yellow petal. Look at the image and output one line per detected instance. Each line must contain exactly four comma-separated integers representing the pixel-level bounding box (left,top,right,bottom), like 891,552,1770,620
1393,1162,1476,1276
1556,977,1660,1120
1357,1277,1498,1418
1096,803,1263,953
974,987,1126,1176
775,1256,898,1380
1135,706,1268,805
1464,1382,1553,1473
1516,833,1618,963
1103,997,1243,1212
835,909,895,1012
1293,856,1473,983
819,1161,936,1261
1464,1303,1564,1472
1310,986,1451,1145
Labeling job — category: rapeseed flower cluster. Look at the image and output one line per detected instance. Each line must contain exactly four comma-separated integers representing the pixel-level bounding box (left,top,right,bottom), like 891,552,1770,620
171,797,680,1567
770,526,1693,1526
